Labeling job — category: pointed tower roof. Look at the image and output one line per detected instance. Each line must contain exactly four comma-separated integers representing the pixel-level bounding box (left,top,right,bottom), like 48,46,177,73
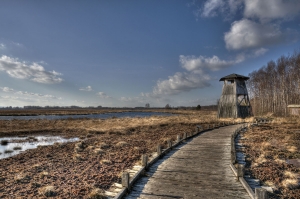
219,73,249,81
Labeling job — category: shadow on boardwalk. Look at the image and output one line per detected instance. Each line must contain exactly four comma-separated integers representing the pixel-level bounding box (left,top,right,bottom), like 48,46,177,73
124,125,251,199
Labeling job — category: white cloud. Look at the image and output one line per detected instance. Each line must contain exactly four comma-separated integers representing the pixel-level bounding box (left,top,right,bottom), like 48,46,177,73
152,72,211,96
97,92,111,99
254,48,268,57
15,90,62,99
224,19,283,50
179,55,238,72
0,55,63,84
79,86,92,91
0,87,14,92
244,0,300,22
199,0,243,19
201,0,224,17
0,43,5,50
146,54,244,97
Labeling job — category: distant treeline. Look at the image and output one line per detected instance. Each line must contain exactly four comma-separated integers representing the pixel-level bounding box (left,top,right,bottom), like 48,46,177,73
247,51,300,116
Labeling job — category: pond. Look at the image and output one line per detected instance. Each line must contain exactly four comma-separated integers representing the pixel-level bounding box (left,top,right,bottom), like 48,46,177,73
0,111,173,120
0,136,78,160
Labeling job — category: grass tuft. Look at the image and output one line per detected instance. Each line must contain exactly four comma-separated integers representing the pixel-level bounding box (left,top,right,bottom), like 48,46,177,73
39,186,56,197
116,141,129,147
87,188,106,199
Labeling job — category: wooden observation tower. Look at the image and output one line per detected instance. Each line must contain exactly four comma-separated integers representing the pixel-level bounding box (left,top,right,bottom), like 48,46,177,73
217,73,252,118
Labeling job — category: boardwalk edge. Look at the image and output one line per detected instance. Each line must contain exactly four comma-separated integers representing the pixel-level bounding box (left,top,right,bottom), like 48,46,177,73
113,122,234,199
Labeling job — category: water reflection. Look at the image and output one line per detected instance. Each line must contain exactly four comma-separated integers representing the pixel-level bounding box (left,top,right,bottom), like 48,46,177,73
0,136,78,159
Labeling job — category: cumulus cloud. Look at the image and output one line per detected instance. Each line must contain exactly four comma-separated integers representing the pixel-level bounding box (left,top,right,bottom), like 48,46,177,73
0,55,63,84
145,54,244,97
152,72,211,96
224,19,283,50
0,87,14,92
179,55,240,72
97,92,111,99
79,86,92,91
244,0,300,22
200,0,300,21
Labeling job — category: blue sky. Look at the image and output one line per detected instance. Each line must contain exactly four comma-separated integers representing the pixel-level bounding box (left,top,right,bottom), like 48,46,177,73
0,0,299,107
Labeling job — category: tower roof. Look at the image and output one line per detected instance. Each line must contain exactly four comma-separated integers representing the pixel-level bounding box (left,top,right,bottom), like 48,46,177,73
219,73,249,81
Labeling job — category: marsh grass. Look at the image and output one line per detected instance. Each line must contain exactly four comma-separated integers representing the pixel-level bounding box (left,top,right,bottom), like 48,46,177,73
0,110,237,136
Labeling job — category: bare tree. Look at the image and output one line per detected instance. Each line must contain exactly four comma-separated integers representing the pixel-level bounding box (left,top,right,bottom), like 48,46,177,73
247,51,300,116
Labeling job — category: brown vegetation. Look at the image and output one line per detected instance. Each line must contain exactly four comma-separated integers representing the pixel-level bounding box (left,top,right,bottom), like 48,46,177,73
0,110,238,198
240,118,300,198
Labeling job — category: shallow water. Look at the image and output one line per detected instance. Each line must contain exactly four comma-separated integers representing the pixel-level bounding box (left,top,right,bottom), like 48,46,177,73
0,136,78,160
0,111,172,120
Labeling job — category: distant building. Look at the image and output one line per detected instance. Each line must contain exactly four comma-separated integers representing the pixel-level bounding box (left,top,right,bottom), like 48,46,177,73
287,105,300,116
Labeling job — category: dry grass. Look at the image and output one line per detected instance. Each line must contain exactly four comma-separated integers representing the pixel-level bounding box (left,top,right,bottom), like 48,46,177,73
40,171,49,178
39,186,56,197
0,109,247,198
241,122,300,197
98,142,109,149
282,179,299,189
14,173,30,183
100,159,111,165
94,148,105,155
87,188,106,199
0,110,237,137
115,141,129,147
74,154,83,161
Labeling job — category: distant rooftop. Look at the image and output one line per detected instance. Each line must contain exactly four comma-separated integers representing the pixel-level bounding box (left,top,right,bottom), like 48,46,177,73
219,73,249,81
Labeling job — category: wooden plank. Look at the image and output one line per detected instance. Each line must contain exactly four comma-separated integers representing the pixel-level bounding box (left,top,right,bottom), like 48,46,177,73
124,125,251,199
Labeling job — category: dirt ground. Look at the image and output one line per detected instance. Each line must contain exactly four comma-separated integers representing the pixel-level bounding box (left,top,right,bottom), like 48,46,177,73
240,118,300,199
0,110,231,198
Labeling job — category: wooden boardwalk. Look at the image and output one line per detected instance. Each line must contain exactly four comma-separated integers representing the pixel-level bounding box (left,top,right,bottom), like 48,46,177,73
124,124,251,199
